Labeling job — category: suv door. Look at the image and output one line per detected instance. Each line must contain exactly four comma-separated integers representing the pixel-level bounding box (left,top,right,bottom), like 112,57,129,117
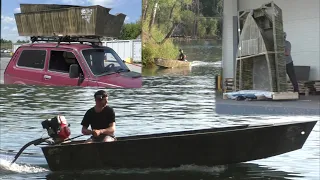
6,48,47,85
42,49,89,86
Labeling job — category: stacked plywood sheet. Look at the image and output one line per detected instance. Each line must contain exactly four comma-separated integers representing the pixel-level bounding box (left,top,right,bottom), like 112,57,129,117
224,78,234,92
14,4,126,37
235,2,287,93
286,81,320,95
314,81,320,92
286,81,307,93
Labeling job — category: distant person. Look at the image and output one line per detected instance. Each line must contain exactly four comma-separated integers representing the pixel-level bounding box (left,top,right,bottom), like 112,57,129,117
284,32,299,93
178,49,187,61
81,90,116,143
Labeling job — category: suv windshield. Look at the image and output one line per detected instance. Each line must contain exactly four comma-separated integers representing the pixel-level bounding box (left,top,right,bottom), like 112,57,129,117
82,48,130,76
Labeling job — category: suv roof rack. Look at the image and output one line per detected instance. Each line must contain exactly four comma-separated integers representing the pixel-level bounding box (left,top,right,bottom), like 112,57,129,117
30,35,103,47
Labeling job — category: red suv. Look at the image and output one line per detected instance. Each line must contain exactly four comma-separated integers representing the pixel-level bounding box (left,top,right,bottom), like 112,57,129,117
4,42,142,88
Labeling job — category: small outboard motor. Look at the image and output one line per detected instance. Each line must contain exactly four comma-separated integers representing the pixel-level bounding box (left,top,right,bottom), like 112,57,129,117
41,115,71,143
10,115,72,165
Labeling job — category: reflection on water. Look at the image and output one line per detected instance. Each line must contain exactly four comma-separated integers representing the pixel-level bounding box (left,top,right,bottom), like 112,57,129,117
0,163,305,180
0,70,319,179
42,163,300,180
173,39,222,62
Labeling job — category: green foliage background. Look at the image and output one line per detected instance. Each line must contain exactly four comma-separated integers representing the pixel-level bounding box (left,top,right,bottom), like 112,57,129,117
118,21,142,40
142,0,223,67
1,38,30,50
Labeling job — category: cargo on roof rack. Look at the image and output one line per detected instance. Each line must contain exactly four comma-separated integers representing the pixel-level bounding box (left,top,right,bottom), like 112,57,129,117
19,4,82,13
14,3,126,38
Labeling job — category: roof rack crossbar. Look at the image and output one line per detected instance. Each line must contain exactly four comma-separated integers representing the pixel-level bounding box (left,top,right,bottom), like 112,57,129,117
30,35,102,46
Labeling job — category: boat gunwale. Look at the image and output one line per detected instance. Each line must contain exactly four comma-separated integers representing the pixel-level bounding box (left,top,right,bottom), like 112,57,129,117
41,120,318,148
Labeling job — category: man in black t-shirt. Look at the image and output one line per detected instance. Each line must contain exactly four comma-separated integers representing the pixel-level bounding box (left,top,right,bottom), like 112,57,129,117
81,90,116,143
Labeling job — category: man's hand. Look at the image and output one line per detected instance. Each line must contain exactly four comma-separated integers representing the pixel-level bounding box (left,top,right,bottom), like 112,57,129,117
92,129,101,137
82,126,93,135
285,49,289,56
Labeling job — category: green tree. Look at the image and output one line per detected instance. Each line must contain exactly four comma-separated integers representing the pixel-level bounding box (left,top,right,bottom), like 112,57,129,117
16,40,30,43
1,38,12,43
200,0,223,17
142,0,183,67
148,0,193,44
119,21,142,40
145,0,223,40
141,0,223,67
1,38,13,49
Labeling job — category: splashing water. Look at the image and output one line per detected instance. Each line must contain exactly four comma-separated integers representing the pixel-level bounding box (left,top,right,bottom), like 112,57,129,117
0,158,48,174
191,61,222,68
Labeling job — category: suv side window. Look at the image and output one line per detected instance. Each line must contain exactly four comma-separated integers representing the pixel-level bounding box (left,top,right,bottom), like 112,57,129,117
49,51,82,73
17,50,46,69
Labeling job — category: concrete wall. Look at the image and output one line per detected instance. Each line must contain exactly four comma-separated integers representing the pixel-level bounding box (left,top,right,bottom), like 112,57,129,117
223,0,320,81
222,0,238,79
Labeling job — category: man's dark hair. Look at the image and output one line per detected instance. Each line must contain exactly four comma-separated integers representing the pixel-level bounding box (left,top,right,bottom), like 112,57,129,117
94,90,108,99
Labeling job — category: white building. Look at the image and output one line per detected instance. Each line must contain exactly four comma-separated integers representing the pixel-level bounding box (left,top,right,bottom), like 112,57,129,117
222,0,319,83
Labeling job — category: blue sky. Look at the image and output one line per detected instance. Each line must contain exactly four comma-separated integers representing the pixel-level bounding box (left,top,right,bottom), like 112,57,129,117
1,0,141,42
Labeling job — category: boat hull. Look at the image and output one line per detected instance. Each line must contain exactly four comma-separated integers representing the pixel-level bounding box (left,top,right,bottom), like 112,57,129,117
41,120,317,171
154,58,191,68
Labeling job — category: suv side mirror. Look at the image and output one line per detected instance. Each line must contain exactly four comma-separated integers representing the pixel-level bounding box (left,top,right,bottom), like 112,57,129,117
69,64,79,78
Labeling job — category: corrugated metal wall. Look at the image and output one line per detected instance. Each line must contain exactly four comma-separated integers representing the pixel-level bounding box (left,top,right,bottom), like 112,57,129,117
13,44,23,52
102,39,142,63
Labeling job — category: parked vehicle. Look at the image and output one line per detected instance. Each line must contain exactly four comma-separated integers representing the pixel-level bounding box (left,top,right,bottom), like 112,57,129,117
4,41,142,88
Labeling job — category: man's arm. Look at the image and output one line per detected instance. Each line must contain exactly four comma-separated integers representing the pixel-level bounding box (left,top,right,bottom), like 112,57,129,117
81,110,92,135
100,122,115,135
285,41,291,56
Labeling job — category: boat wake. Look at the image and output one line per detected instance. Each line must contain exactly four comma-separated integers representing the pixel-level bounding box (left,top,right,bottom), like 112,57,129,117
51,164,228,175
119,164,228,174
0,157,48,174
162,164,227,174
191,60,222,68
45,165,228,179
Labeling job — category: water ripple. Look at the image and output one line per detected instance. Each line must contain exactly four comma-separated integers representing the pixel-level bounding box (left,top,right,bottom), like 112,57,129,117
0,75,319,180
